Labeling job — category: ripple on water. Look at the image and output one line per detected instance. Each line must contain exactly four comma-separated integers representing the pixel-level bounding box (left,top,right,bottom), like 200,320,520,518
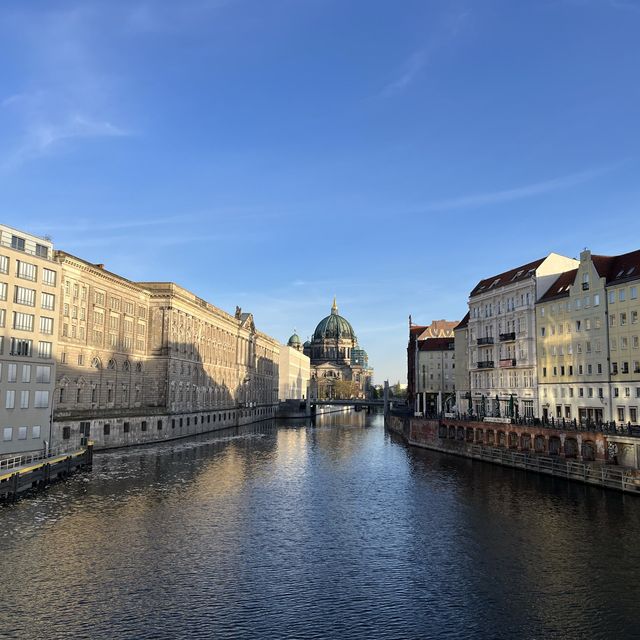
1,414,640,640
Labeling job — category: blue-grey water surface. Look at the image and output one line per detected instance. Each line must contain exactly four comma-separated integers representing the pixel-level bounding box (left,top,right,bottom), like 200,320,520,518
1,411,640,639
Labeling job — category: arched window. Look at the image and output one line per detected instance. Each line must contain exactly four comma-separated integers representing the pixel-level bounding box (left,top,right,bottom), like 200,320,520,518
108,359,117,370
135,362,143,373
123,360,130,372
91,357,102,369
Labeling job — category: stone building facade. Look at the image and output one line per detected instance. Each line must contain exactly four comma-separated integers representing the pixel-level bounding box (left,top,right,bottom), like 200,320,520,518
304,299,372,398
414,337,456,415
407,319,458,411
279,333,311,400
536,248,640,427
467,253,578,419
0,225,59,457
453,313,470,414
51,252,280,452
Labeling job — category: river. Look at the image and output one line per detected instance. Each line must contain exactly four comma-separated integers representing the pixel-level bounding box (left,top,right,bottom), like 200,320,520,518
1,411,639,639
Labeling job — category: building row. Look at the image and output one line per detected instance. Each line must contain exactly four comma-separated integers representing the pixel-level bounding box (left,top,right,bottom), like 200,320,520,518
409,248,640,428
0,223,310,458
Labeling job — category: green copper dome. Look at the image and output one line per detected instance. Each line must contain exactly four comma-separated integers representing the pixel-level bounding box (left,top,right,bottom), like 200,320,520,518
287,332,301,347
312,299,356,342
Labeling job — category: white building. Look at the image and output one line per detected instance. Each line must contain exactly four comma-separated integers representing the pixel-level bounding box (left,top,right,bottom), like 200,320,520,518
279,333,310,400
467,253,578,419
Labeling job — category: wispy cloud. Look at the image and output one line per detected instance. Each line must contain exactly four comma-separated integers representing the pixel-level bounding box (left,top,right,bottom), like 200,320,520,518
381,9,470,96
1,112,129,170
416,165,617,212
0,6,131,170
381,49,429,96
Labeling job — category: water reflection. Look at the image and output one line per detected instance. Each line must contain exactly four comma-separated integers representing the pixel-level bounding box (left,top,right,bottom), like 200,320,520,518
1,412,639,639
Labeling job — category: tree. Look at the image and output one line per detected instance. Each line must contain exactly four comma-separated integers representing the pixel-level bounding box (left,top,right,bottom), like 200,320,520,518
333,379,358,399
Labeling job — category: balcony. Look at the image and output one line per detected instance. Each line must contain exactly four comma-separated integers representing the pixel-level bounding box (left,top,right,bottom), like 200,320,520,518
499,358,516,368
477,360,494,369
499,332,516,342
477,337,494,346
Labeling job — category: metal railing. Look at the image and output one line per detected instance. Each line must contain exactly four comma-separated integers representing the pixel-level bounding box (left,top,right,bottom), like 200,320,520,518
435,412,640,437
477,360,494,369
499,332,516,342
499,358,516,368
477,337,494,346
0,445,76,473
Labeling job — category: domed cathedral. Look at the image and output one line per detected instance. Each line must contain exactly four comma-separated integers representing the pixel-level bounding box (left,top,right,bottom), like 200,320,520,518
304,299,373,399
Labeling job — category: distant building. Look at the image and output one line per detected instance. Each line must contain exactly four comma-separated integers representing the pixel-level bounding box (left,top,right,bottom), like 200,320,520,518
279,332,310,400
415,337,456,415
407,318,459,412
304,299,373,398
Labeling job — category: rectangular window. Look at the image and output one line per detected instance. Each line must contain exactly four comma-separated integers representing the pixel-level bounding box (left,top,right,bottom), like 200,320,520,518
6,389,15,408
157,420,162,430
13,312,34,331
0,255,8,274
41,292,55,311
594,293,600,306
631,286,638,300
3,427,12,441
7,363,16,382
0,282,6,301
11,235,25,251
38,341,52,358
10,338,32,357
32,425,41,439
39,316,54,335
42,268,56,286
20,390,29,409
609,291,615,304
17,426,27,440
16,260,37,281
62,426,71,440
34,391,49,408
35,244,48,259
621,313,627,326
620,289,626,302
14,286,35,306
141,421,147,432
618,407,625,422
123,422,131,433
0,309,5,328
21,364,31,383
36,365,51,383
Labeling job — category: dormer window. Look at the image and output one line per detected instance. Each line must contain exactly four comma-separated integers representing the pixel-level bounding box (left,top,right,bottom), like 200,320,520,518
11,235,25,251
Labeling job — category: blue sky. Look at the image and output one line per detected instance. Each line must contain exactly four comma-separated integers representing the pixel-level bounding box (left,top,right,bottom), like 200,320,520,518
1,0,639,383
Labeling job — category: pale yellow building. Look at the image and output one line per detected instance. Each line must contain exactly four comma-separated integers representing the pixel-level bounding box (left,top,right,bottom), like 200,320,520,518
0,225,60,457
453,313,470,414
279,334,310,400
536,248,640,427
52,250,280,451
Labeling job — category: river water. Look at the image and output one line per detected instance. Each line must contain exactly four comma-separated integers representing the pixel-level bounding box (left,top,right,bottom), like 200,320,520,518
1,411,640,640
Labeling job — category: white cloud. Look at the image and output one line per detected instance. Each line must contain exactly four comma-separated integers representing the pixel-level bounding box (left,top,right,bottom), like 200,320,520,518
416,165,617,212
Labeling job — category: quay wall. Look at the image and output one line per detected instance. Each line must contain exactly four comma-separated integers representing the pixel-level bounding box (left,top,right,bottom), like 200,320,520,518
386,415,640,494
54,404,278,452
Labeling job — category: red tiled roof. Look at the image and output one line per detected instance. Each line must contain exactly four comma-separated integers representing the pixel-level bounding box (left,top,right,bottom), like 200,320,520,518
470,257,545,297
418,337,455,351
454,311,470,330
592,249,640,285
410,325,427,337
538,269,578,303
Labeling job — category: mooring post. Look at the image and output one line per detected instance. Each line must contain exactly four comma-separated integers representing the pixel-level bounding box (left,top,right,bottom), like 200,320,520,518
305,396,311,418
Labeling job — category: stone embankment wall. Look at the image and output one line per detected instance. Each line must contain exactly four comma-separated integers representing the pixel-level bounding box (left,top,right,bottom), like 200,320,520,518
385,415,640,494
